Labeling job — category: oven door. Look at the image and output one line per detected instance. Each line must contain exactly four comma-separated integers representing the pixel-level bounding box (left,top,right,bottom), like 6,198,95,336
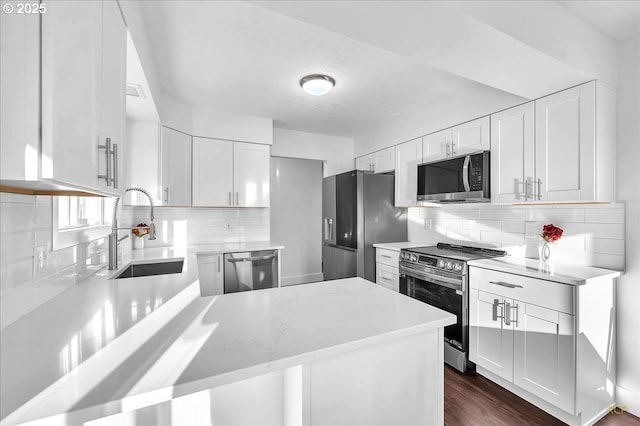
399,265,466,352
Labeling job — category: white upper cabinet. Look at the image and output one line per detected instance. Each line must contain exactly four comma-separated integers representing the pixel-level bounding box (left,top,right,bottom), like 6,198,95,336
394,138,422,207
193,138,269,207
99,0,127,194
492,81,615,204
355,147,395,173
490,102,535,204
160,126,192,206
423,117,489,163
1,0,126,195
422,129,450,163
451,116,490,156
41,0,103,189
234,142,270,207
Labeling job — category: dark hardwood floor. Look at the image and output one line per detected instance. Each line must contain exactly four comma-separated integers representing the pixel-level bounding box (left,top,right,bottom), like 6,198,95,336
444,366,640,426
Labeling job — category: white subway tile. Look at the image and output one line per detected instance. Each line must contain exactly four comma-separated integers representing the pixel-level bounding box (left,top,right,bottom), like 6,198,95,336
1,203,36,234
524,207,585,223
562,222,624,240
446,208,480,220
462,219,501,232
480,231,525,246
0,232,35,262
586,238,625,255
501,221,525,234
0,192,34,204
446,228,481,242
584,208,624,224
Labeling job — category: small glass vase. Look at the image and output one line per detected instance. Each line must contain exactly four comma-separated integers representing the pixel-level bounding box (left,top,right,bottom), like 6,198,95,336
541,241,552,262
134,236,144,250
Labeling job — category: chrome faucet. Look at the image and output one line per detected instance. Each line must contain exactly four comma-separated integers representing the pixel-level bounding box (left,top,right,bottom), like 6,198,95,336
108,186,157,270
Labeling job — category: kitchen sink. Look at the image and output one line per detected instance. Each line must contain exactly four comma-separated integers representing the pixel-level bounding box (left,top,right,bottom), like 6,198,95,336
114,259,184,279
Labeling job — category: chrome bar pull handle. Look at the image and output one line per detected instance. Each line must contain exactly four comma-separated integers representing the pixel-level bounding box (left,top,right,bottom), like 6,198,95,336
228,191,232,206
537,178,542,200
525,178,530,201
97,138,112,186
489,280,523,289
235,192,239,205
163,187,169,204
451,141,456,155
492,299,505,322
217,255,221,273
505,302,512,325
446,142,451,157
112,143,118,189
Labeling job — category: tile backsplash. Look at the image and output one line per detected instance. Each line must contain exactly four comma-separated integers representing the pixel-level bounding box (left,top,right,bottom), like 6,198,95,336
120,205,270,248
409,203,625,270
0,193,108,330
0,192,270,330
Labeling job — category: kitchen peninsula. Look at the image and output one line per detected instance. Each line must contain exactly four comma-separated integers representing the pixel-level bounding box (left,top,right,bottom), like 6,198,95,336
0,250,455,426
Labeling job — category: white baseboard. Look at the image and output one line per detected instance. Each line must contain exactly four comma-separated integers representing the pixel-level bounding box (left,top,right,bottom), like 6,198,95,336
616,384,640,417
280,273,324,287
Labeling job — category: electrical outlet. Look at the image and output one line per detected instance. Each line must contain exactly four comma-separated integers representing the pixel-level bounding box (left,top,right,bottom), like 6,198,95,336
525,221,538,237
33,246,47,271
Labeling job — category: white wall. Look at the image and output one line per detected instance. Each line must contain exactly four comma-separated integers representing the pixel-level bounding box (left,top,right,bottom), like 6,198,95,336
192,108,273,145
614,35,640,416
271,128,354,176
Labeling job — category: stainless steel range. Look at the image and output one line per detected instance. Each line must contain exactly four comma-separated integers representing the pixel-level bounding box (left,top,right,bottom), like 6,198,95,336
399,243,506,373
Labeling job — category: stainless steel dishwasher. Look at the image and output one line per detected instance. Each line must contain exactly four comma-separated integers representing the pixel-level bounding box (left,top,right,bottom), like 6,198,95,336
224,250,279,294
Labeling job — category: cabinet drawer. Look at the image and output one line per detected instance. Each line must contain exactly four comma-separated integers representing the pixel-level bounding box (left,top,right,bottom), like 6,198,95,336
375,248,399,268
376,263,399,292
469,266,574,315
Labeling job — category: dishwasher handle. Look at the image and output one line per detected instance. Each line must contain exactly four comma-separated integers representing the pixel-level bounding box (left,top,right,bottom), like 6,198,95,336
226,254,277,263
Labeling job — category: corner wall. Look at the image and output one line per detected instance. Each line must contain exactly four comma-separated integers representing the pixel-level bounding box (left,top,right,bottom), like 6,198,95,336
614,35,640,416
271,128,354,176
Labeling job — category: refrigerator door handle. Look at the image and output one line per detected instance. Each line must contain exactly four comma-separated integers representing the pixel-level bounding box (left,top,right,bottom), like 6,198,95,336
324,218,334,241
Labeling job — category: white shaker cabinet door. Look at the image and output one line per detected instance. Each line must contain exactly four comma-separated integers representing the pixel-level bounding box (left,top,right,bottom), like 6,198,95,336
355,154,375,172
192,137,234,207
513,303,575,414
535,83,595,202
490,102,535,204
395,138,422,207
161,127,192,206
374,147,395,173
422,129,450,162
41,0,102,188
450,116,490,157
99,0,127,194
234,142,270,207
469,289,514,382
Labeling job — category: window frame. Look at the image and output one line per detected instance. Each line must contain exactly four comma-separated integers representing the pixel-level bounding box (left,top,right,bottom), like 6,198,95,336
52,196,112,250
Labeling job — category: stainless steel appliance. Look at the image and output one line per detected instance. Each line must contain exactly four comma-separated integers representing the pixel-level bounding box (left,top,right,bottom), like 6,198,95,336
323,171,407,282
224,250,279,293
399,243,506,372
417,151,490,203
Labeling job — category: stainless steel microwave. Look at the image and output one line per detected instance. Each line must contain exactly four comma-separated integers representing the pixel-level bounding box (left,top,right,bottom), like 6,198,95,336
417,151,490,203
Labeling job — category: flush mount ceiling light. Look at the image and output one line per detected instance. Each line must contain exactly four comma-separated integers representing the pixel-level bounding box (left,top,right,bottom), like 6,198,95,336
300,74,335,96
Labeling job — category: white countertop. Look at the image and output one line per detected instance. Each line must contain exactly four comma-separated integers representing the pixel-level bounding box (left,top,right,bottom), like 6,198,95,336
0,246,454,425
194,241,284,256
373,241,429,252
468,256,622,285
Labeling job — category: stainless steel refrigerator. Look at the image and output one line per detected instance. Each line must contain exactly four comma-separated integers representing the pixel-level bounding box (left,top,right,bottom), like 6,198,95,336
322,170,407,282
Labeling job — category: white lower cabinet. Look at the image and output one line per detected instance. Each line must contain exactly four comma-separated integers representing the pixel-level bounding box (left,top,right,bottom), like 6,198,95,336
375,248,399,291
197,254,224,297
469,265,615,426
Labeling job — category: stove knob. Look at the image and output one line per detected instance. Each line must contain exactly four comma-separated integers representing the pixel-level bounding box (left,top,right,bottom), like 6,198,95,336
411,254,418,262
438,260,445,268
400,253,405,260
454,263,463,272
446,262,453,270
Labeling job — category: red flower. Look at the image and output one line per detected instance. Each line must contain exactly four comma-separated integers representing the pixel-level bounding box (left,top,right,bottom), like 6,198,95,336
541,224,563,243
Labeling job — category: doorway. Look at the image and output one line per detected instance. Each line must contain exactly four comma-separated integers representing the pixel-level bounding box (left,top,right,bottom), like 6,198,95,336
270,157,324,286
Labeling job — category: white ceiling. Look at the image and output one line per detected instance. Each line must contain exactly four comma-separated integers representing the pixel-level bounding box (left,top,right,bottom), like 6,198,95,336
129,0,639,138
559,0,640,42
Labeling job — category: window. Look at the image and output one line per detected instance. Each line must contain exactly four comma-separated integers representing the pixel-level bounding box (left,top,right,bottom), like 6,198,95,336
52,196,113,250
